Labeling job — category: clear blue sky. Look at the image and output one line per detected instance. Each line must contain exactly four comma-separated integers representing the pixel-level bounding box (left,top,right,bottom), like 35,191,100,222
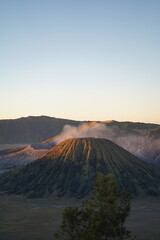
0,0,160,123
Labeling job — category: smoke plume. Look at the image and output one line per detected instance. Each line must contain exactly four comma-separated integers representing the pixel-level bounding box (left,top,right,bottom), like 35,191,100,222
53,123,116,144
53,122,160,165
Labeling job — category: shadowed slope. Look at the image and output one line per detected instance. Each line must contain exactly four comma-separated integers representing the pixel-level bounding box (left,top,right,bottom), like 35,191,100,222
0,116,81,144
0,138,160,198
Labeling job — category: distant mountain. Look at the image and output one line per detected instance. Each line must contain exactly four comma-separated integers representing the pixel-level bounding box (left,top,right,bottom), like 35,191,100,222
0,116,159,144
106,120,160,130
0,116,81,144
1,138,160,198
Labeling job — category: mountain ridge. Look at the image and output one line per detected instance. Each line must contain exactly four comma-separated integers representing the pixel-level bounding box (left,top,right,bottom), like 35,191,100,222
0,116,81,144
0,115,159,144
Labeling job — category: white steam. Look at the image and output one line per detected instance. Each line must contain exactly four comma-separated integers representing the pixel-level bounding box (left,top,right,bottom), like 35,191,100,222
53,123,160,165
53,123,117,145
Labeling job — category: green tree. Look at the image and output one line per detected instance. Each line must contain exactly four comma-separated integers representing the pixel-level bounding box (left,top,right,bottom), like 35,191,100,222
55,174,133,240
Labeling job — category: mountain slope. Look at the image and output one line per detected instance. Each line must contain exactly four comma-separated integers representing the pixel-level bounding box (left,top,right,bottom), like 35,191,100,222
0,145,48,174
147,127,160,139
0,116,81,144
0,140,56,174
0,138,160,198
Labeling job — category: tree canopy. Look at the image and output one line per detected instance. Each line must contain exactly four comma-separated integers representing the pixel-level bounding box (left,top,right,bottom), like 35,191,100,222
55,174,133,240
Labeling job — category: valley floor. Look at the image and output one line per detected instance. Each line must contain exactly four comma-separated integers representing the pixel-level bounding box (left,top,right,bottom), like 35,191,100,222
0,194,160,240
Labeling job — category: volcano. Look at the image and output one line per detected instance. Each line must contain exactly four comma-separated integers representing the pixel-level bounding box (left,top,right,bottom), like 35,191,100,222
0,138,160,198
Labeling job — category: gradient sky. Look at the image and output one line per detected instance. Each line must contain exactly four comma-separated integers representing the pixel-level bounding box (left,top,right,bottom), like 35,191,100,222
0,0,160,123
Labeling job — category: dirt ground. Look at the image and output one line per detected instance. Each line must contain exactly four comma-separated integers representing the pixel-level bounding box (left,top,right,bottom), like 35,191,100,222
0,194,160,240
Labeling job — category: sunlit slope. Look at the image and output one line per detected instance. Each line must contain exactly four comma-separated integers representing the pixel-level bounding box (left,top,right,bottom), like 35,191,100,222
0,138,160,198
0,145,48,174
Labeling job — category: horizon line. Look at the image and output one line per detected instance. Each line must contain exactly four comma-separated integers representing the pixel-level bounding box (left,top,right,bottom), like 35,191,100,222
0,115,159,125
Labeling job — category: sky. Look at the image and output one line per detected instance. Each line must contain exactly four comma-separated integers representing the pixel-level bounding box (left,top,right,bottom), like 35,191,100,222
0,0,160,123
